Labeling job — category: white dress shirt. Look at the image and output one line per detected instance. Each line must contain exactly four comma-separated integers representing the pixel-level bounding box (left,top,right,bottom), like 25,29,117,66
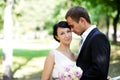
78,25,96,53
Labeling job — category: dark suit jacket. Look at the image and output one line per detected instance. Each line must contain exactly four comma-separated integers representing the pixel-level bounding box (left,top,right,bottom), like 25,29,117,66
76,28,110,80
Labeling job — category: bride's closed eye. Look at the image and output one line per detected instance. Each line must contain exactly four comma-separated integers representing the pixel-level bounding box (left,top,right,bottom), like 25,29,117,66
60,32,65,35
60,30,71,35
67,30,71,33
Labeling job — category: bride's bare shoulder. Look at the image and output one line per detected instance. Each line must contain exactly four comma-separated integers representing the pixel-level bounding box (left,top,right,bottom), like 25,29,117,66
47,50,55,57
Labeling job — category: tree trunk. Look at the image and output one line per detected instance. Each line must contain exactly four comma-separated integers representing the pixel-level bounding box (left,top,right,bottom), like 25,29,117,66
66,0,71,9
106,15,110,39
113,9,120,44
3,0,14,80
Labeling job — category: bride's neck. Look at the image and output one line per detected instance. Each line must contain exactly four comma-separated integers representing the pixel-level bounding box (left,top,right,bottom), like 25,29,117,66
57,44,71,53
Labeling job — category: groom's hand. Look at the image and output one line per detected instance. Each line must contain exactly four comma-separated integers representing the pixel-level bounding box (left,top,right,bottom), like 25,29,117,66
107,76,112,80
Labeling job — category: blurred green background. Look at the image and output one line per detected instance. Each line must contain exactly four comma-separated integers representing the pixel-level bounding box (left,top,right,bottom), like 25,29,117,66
0,0,120,80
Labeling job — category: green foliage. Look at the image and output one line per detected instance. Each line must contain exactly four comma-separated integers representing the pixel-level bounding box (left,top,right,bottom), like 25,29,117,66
44,21,54,35
12,0,66,35
0,0,69,36
85,0,119,18
71,0,104,24
71,0,119,20
0,0,120,37
44,0,68,34
70,0,120,32
0,0,5,30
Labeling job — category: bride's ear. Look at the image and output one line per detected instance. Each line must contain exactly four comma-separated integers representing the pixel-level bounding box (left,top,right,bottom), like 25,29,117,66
55,35,60,41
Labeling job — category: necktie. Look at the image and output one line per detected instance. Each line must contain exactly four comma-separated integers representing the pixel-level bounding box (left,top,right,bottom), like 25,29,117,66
78,37,83,54
80,37,83,45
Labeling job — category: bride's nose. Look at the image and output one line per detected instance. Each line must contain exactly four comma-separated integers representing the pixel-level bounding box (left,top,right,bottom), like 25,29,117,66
65,33,70,38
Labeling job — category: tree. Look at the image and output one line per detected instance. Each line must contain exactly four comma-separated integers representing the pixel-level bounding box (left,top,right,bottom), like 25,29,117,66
112,0,120,43
71,0,120,43
66,0,71,9
2,0,14,80
0,0,5,30
44,0,68,34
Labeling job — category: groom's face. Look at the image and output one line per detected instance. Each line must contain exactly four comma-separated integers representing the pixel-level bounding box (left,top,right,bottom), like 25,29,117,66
66,17,84,35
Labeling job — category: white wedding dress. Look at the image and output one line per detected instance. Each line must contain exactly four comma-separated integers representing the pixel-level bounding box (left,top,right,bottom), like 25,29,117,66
50,50,76,78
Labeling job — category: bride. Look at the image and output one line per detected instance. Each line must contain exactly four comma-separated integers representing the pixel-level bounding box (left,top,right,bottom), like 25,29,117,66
41,21,82,80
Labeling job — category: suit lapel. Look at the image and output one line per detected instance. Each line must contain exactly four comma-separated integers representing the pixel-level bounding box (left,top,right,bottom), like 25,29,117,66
80,28,99,53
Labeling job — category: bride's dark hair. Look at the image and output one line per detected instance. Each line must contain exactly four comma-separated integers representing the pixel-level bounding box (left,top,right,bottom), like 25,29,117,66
53,21,71,42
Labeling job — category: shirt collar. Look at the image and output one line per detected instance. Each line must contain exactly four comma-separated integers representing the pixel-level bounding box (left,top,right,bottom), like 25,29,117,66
81,25,96,40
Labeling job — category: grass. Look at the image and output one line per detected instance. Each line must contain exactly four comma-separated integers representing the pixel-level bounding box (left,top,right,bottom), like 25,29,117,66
0,38,120,80
108,43,120,77
13,49,49,58
0,48,50,80
0,39,53,80
13,49,50,80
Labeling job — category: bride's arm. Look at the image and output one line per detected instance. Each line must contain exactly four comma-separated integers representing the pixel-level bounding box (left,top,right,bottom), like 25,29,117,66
41,53,55,80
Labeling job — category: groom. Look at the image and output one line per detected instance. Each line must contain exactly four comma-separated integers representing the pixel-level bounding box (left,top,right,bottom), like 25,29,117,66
65,6,110,80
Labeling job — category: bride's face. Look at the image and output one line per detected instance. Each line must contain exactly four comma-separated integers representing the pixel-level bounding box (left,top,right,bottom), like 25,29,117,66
56,27,72,45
